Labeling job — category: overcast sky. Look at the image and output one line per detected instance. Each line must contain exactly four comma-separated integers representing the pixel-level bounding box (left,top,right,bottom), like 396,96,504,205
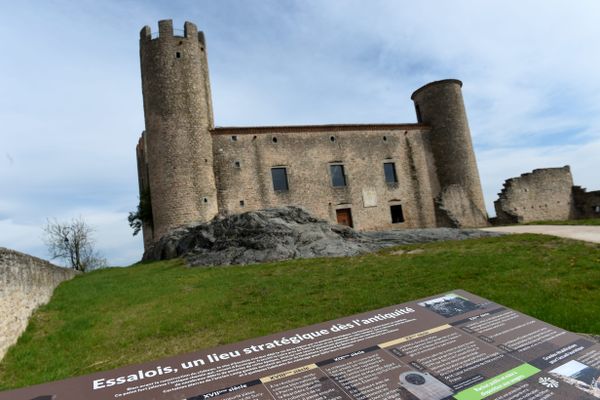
1,0,599,266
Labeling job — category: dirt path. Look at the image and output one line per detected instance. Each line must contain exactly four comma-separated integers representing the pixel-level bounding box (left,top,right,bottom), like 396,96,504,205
481,225,600,244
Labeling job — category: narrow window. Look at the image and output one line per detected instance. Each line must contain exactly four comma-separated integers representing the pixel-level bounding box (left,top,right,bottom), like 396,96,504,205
176,52,181,58
594,205,600,213
384,162,398,183
415,103,422,123
330,165,347,187
240,200,245,207
271,167,288,191
234,161,241,168
390,205,405,223
231,135,238,141
272,137,278,143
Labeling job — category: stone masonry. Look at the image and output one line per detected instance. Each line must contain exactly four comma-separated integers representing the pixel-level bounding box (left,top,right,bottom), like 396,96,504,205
0,247,78,360
136,20,490,250
573,186,600,219
211,125,439,231
494,166,600,224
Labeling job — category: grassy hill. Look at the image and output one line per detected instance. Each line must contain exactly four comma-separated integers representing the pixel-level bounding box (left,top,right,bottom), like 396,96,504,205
1,233,599,390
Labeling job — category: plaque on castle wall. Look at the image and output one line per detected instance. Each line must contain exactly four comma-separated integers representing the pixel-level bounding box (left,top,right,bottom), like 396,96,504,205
362,188,378,208
2,290,600,400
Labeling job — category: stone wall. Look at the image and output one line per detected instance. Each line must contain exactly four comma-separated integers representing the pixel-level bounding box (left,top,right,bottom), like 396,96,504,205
494,167,577,224
211,124,441,231
0,248,78,360
573,186,600,219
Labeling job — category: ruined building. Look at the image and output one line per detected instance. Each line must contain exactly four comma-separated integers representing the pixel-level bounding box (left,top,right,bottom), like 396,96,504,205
136,20,489,249
494,166,600,224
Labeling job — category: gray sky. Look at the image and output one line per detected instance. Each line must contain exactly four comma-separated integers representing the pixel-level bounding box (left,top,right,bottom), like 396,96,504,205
1,0,599,266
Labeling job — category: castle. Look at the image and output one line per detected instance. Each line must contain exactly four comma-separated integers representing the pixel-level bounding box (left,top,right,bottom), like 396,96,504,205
136,20,489,249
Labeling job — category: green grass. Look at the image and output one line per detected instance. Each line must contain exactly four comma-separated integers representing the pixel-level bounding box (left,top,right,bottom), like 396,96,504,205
1,234,599,390
524,218,600,226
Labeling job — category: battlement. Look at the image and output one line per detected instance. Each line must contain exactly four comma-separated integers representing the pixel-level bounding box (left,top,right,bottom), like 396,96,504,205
140,20,205,44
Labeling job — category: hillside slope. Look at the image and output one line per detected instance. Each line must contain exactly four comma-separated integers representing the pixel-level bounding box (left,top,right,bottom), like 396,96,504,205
1,234,599,390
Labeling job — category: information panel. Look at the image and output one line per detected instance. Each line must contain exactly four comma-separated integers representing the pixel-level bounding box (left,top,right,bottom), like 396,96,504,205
1,290,599,400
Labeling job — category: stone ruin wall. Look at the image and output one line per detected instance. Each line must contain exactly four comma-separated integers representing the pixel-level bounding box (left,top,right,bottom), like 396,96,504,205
494,166,577,224
0,248,78,360
494,166,600,224
573,187,600,219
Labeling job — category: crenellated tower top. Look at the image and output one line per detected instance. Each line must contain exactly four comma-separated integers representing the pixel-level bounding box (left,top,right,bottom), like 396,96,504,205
140,20,207,45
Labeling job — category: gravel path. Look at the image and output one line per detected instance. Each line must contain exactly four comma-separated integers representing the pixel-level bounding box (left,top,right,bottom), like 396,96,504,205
481,225,600,244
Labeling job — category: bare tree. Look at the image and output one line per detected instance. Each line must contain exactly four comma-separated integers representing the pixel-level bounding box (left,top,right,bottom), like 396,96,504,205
43,217,107,272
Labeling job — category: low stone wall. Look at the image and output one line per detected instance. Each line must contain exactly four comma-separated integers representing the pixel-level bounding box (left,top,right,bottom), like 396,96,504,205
0,247,79,359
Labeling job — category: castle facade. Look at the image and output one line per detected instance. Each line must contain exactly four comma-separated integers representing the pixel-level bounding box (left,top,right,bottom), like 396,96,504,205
136,20,489,249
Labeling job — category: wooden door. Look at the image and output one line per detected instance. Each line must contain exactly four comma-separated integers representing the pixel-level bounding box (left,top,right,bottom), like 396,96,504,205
336,208,353,227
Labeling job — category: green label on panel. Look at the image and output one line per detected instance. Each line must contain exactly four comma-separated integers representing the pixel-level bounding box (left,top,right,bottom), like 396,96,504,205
453,363,541,400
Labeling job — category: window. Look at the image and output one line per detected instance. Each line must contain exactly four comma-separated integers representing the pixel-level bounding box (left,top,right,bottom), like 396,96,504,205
176,52,181,58
415,103,422,122
240,200,245,207
234,161,241,168
330,164,347,187
390,205,405,223
271,167,288,191
384,162,398,183
336,208,353,227
231,135,238,141
594,205,600,213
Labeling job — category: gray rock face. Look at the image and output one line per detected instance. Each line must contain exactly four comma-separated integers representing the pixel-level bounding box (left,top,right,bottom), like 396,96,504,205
143,206,501,267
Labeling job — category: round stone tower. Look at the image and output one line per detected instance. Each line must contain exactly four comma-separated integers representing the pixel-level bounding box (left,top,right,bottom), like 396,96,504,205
140,20,218,240
411,79,488,227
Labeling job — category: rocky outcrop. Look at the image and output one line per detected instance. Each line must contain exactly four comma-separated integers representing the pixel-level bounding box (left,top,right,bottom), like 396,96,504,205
0,248,79,359
144,206,501,266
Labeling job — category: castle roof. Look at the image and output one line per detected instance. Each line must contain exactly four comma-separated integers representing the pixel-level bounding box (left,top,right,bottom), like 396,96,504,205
211,123,428,135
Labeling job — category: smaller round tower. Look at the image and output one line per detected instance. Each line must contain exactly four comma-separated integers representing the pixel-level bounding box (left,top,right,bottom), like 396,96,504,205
411,80,488,227
140,20,218,240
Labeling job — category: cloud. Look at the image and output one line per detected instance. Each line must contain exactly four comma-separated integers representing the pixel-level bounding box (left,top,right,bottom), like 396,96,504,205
0,210,143,268
0,219,44,257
